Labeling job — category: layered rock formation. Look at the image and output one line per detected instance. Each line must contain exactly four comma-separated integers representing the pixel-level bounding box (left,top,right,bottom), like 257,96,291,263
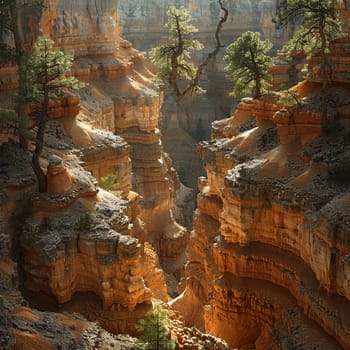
41,0,188,289
0,140,154,332
0,0,189,344
172,66,350,348
118,0,284,51
118,0,293,195
2,0,350,349
117,0,290,114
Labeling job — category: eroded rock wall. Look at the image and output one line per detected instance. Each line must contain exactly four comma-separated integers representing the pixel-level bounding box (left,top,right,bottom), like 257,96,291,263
172,77,350,348
40,0,189,286
117,0,289,109
117,0,291,195
0,0,188,340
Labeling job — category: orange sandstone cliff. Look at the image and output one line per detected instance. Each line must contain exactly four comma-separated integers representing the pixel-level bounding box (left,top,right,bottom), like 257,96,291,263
118,0,292,192
2,1,350,350
172,38,350,349
0,0,190,346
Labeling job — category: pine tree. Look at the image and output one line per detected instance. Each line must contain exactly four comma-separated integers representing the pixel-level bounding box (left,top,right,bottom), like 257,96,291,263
21,36,84,193
149,1,228,103
149,6,204,97
0,1,43,145
100,173,118,192
276,0,344,126
224,31,273,99
135,303,175,350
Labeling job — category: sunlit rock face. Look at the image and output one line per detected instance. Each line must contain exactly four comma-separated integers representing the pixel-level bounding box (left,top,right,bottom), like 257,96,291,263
172,49,350,348
117,0,290,194
21,190,152,313
0,0,187,335
46,156,73,194
40,0,189,284
42,0,120,56
0,141,152,336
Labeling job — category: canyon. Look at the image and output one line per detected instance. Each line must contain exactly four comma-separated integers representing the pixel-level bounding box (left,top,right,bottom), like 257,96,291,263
0,1,350,350
118,0,292,191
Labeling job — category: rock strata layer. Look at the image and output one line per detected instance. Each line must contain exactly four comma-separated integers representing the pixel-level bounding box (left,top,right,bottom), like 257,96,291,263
0,0,189,343
173,82,350,349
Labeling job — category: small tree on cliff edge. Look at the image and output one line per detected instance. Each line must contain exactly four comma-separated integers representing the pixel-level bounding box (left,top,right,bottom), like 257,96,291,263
135,302,175,350
22,36,84,193
149,1,228,104
149,5,204,97
0,0,43,145
275,0,344,127
224,31,273,99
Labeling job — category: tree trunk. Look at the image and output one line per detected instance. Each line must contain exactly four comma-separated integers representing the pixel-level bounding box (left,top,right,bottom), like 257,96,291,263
169,13,183,98
255,76,262,99
32,85,48,193
32,113,47,193
175,0,228,102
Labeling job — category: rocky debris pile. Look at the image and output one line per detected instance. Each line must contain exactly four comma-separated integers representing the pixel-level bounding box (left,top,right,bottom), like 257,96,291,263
225,161,340,212
271,306,343,350
256,126,279,152
238,115,257,134
11,308,84,349
45,120,74,150
286,86,350,120
304,128,350,166
3,298,144,350
78,128,129,154
82,324,143,350
0,297,14,350
174,325,229,350
22,199,127,264
168,309,229,350
0,141,35,187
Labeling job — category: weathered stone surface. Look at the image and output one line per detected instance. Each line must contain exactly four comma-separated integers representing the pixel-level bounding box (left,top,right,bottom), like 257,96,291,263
0,2,192,341
140,242,169,302
173,183,196,229
174,57,350,349
9,304,145,350
43,0,120,58
46,156,73,194
0,142,36,187
77,130,132,198
118,0,295,193
168,306,229,350
20,176,152,312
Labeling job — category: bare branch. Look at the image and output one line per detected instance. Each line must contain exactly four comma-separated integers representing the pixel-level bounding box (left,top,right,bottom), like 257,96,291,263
176,0,228,102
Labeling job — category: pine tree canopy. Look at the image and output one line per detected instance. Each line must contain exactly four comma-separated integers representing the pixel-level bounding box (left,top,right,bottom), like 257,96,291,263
224,31,273,98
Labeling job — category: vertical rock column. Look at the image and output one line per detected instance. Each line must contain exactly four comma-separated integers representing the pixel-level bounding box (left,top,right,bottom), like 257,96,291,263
115,91,189,279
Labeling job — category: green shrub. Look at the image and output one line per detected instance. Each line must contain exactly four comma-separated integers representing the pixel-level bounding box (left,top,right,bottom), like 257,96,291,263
135,302,175,350
100,174,118,191
74,213,93,230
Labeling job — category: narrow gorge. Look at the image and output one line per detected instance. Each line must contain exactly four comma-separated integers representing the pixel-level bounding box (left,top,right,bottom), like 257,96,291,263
0,1,350,350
